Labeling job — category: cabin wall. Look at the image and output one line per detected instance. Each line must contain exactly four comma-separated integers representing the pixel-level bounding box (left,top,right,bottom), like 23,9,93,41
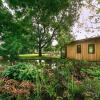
66,39,100,61
96,39,100,61
67,43,75,59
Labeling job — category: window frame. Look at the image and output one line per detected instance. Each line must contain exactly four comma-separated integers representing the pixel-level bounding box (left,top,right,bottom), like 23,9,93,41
88,44,95,54
77,44,81,54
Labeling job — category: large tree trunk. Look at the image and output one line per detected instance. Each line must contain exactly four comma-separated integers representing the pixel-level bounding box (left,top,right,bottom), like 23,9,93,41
38,44,42,65
38,36,42,57
38,24,42,57
39,46,42,57
60,47,63,58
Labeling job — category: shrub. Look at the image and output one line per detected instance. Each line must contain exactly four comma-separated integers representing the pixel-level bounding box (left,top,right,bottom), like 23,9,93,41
82,78,100,99
0,78,35,100
2,63,37,81
81,66,100,78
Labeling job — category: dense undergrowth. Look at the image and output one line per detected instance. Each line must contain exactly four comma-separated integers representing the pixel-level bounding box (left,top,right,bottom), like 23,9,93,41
0,59,100,100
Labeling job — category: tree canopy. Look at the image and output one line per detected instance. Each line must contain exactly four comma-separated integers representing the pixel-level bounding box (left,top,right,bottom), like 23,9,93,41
0,0,82,61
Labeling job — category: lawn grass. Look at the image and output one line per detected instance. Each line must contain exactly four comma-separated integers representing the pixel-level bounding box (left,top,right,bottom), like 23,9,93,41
19,53,48,57
19,53,60,60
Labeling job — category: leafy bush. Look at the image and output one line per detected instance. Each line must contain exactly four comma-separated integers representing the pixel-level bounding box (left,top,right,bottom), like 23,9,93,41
82,78,100,99
81,66,100,78
0,78,35,100
2,63,37,81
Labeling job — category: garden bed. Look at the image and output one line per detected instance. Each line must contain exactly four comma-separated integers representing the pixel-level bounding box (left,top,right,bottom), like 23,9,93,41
0,60,100,100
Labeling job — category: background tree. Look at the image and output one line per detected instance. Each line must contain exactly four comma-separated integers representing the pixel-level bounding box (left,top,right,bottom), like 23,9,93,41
56,29,74,58
0,0,82,60
0,1,35,61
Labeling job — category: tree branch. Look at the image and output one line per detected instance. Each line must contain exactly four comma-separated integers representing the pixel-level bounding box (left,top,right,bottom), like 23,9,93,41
41,10,66,48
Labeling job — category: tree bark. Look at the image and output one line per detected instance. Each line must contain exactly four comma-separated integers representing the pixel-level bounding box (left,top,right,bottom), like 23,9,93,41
37,22,42,57
60,47,63,58
39,46,42,57
38,42,42,65
38,34,42,57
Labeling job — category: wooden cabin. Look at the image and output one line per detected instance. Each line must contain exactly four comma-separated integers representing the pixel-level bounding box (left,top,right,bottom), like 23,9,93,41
65,36,100,61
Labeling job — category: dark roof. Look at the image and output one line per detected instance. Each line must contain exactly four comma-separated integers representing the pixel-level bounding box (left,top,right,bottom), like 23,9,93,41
65,36,100,46
70,36,100,44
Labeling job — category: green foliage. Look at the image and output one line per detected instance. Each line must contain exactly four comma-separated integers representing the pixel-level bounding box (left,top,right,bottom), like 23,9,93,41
82,78,100,99
0,0,82,58
57,29,74,50
0,93,11,100
1,60,73,99
81,64,100,78
0,60,100,100
0,2,13,32
67,82,83,100
2,63,37,81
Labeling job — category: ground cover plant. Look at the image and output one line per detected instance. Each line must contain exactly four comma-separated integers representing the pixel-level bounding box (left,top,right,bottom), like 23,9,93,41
0,60,100,100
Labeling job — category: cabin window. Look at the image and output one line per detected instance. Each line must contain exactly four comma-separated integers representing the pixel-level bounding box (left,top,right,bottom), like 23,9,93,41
88,44,95,54
77,44,81,53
